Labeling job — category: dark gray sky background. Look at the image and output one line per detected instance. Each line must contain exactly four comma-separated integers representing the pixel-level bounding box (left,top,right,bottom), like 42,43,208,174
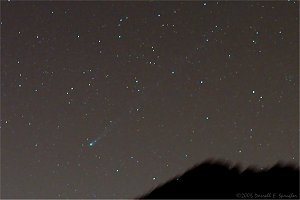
1,1,299,198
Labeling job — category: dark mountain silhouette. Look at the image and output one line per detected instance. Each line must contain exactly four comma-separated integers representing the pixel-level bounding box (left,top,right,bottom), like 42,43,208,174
140,159,299,199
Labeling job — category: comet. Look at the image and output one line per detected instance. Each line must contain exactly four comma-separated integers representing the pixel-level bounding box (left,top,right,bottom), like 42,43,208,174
89,141,96,147
88,124,112,148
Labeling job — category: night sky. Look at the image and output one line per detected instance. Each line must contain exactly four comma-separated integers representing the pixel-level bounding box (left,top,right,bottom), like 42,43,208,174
1,1,299,199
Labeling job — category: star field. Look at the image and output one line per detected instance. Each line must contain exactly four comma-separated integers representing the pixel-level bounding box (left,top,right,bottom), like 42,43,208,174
1,1,299,198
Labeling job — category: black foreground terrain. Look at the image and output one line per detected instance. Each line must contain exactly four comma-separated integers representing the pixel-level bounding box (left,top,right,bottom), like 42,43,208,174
140,160,299,199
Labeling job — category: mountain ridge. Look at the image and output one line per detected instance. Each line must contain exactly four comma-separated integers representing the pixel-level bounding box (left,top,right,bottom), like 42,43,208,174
140,159,299,199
